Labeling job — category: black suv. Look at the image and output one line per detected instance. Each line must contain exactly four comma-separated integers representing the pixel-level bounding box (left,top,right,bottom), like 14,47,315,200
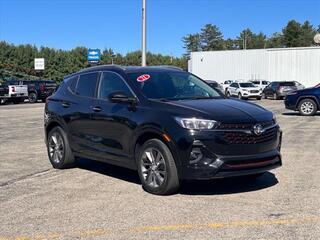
44,65,282,195
22,80,57,103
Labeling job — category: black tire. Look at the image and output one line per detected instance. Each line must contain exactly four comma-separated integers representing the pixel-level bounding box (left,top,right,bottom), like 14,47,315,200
226,91,231,98
262,92,267,99
41,98,46,103
137,139,179,195
298,99,318,116
29,92,38,103
256,96,262,100
273,93,279,100
47,126,75,169
238,93,243,100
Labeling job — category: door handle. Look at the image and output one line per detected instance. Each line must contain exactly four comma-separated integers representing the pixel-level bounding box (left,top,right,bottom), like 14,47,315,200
62,102,70,108
92,106,102,112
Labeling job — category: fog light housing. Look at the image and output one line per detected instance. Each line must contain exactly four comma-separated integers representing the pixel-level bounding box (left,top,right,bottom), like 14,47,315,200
190,147,203,164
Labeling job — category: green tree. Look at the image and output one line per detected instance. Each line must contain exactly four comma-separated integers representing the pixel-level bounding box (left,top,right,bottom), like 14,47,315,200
200,24,224,51
299,21,317,46
236,29,266,49
266,32,283,48
182,33,202,57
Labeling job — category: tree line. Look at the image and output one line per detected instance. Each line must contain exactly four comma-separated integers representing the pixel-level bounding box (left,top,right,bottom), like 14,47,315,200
182,20,320,56
0,19,319,83
0,42,187,83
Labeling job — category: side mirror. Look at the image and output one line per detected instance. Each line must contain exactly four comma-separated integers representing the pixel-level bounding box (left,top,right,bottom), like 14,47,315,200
108,91,137,104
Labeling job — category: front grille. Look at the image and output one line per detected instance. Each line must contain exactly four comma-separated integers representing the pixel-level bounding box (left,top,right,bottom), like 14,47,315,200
217,120,275,130
223,127,277,144
250,90,259,93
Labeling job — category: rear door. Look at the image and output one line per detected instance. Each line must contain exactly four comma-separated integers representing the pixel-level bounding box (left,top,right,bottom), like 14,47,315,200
67,72,100,155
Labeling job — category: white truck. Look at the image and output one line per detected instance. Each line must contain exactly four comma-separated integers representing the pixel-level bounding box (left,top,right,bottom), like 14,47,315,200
0,81,28,104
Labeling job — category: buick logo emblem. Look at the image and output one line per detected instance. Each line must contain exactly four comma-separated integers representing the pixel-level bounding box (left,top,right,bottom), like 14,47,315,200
253,124,264,135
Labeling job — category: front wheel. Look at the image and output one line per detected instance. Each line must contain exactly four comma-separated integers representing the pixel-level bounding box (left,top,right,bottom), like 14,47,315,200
298,99,317,116
137,139,179,195
238,93,243,99
256,96,262,100
47,126,75,169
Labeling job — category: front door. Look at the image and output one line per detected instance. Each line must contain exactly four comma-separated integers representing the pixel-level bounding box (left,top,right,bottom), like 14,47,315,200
90,71,136,164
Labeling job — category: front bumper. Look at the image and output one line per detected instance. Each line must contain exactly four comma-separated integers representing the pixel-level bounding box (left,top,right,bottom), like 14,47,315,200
284,96,297,110
176,127,282,180
242,92,262,98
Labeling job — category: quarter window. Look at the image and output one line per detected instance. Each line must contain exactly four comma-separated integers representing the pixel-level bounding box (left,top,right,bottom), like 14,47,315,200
98,72,132,99
76,73,99,97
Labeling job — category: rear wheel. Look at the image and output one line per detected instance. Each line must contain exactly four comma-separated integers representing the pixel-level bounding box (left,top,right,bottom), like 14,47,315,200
273,93,279,100
262,92,267,99
47,126,75,169
137,139,179,195
29,92,38,103
298,99,317,116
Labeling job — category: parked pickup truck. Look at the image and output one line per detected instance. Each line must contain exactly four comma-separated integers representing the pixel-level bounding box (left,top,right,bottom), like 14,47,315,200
22,80,57,103
0,81,28,104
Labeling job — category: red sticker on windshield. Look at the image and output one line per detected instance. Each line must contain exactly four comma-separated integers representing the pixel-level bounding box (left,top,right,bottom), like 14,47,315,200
137,74,150,82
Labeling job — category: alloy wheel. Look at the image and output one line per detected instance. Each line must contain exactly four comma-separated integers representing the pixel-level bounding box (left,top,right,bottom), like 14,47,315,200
48,132,64,164
301,101,314,115
140,147,167,188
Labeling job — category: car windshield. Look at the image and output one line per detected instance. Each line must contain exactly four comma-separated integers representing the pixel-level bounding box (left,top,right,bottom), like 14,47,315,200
127,71,223,100
240,83,255,88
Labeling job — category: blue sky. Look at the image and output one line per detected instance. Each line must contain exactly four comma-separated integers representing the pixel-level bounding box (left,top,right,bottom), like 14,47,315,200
0,0,319,56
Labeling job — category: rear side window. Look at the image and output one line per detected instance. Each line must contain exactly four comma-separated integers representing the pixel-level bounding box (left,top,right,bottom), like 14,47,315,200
279,82,295,86
66,76,78,93
98,72,132,99
76,73,99,97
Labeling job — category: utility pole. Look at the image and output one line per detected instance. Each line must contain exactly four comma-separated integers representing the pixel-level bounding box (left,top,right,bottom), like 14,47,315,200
142,0,147,66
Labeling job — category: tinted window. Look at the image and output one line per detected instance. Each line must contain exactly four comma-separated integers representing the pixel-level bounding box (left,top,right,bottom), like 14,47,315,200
279,82,295,86
251,81,259,84
230,83,238,87
66,76,78,93
76,73,98,97
98,72,132,99
240,83,255,88
262,81,269,85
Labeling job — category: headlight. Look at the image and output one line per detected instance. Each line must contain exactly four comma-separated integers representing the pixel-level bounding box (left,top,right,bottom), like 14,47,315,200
175,117,218,130
272,113,277,123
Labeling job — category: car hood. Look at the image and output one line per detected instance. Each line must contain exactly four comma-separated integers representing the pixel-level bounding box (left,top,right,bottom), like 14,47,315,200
161,98,272,123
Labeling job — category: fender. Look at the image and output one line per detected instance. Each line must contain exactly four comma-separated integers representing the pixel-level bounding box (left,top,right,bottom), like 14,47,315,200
296,95,320,109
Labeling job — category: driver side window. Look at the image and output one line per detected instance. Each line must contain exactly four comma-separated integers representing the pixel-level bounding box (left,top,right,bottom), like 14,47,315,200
98,72,133,100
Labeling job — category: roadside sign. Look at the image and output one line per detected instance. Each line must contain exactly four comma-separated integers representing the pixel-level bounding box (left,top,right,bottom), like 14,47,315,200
34,58,45,70
87,49,101,62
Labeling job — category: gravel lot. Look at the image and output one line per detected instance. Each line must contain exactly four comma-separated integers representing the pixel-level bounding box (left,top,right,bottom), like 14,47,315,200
0,100,319,240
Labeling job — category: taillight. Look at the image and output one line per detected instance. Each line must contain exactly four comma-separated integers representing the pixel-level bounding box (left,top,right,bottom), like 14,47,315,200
11,86,15,92
40,84,46,92
278,86,284,92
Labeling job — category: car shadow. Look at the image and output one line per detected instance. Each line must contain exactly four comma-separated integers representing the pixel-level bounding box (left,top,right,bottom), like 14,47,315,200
179,172,278,195
282,112,320,116
76,158,141,185
76,158,278,195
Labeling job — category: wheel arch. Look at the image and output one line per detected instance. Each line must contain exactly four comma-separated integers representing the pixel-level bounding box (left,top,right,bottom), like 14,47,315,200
296,96,320,110
133,129,182,171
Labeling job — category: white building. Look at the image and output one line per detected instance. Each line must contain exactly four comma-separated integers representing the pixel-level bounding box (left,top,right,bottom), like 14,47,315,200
188,47,320,88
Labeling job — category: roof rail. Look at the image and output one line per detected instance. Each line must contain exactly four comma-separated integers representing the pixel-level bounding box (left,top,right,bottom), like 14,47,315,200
78,64,125,72
158,65,183,71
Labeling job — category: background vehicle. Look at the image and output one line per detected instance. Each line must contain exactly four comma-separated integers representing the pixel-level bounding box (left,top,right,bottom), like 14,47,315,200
22,80,57,103
205,80,224,93
263,81,305,100
284,84,320,116
221,80,234,94
250,80,270,91
45,65,281,195
0,80,28,104
226,82,262,100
